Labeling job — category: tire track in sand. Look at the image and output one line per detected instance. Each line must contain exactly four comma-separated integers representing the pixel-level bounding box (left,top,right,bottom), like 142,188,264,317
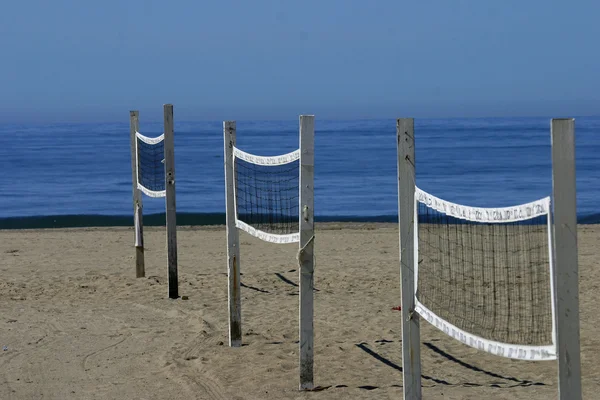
161,317,229,400
81,334,131,372
0,319,65,400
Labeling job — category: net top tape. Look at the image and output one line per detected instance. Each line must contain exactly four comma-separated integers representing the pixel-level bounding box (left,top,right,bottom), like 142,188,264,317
416,187,550,223
233,146,300,166
136,131,165,145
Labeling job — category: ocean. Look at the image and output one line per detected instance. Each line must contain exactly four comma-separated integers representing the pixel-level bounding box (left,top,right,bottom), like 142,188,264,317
0,117,598,229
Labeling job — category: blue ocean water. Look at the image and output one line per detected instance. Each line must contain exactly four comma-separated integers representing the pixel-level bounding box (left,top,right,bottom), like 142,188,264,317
0,117,598,227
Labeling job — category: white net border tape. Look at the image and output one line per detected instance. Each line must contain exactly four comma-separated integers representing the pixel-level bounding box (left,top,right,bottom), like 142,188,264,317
236,220,299,244
137,183,165,198
415,299,556,361
233,146,300,166
415,187,550,223
136,131,165,145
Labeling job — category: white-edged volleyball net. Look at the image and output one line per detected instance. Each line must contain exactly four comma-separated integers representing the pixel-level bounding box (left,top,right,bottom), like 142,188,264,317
232,146,300,244
413,187,556,361
136,131,166,198
224,116,316,390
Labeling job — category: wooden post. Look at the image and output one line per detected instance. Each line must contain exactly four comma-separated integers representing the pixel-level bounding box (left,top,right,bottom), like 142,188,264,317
397,118,422,399
224,121,242,346
299,115,315,390
551,118,582,400
163,104,178,299
129,111,145,278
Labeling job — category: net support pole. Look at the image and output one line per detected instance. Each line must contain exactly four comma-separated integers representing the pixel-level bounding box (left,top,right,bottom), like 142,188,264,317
129,110,145,278
550,118,582,400
224,120,242,347
164,104,178,299
397,118,422,400
299,115,315,390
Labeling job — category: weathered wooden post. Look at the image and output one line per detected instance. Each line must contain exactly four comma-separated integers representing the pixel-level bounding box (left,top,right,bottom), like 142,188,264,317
129,110,145,278
397,118,422,399
224,120,242,346
550,118,581,400
163,104,178,299
299,115,315,390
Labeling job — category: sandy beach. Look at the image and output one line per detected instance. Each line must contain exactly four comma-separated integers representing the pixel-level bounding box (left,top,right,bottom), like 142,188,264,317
1,223,599,399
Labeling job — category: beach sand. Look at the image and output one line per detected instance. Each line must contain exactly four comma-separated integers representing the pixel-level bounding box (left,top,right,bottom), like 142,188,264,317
1,223,599,399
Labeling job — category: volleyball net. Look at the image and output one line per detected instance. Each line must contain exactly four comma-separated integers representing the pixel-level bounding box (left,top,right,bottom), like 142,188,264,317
232,146,300,244
136,132,166,198
413,187,556,360
224,117,315,390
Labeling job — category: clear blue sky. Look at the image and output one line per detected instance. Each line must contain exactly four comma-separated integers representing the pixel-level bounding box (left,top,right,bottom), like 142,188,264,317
1,1,599,123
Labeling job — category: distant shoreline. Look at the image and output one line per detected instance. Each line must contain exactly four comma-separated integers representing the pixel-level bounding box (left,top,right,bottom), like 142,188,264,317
1,212,599,229
0,213,396,230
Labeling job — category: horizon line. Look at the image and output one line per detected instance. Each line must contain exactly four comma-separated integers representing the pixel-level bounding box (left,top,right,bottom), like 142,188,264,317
2,114,599,127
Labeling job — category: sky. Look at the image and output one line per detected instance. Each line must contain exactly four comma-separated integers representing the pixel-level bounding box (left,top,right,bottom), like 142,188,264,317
1,0,599,123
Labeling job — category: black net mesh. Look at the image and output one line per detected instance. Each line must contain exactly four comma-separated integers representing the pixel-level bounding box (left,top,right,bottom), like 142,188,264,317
137,137,165,193
416,201,553,346
234,157,299,235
